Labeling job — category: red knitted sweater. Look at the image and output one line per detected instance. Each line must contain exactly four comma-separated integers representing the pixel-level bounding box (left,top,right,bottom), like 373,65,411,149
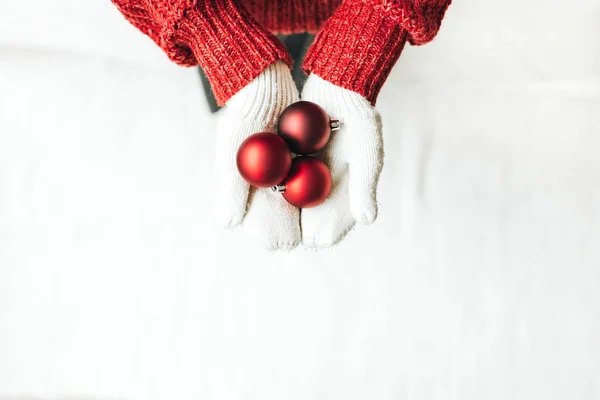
112,0,451,105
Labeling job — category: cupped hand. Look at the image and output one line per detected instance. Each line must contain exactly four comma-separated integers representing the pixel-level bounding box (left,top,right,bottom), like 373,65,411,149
214,61,301,251
300,74,383,248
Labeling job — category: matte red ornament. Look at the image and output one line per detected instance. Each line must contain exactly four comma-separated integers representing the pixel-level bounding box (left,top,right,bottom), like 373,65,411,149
277,101,333,155
236,132,292,188
276,156,332,208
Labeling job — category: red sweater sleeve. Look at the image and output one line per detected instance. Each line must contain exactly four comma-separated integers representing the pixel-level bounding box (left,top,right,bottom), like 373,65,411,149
112,0,291,105
302,0,451,105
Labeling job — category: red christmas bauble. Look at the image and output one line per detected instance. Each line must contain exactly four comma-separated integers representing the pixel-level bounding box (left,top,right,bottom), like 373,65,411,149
236,132,292,188
277,101,331,155
280,156,331,208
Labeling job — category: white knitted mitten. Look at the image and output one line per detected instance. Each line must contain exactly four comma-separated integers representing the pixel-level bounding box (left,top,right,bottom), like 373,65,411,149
300,74,383,248
215,61,301,250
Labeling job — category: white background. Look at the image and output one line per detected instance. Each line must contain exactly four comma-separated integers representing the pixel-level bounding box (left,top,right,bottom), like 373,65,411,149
1,0,599,399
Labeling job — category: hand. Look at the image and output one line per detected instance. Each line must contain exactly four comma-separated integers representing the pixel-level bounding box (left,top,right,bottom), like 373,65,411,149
300,74,383,248
214,61,301,251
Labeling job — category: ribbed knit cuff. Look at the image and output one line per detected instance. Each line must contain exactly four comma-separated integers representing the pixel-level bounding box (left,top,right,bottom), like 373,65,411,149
302,0,409,105
170,0,292,105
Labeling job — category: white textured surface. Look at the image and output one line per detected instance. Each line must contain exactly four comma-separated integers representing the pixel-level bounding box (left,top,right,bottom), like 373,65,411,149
1,0,599,399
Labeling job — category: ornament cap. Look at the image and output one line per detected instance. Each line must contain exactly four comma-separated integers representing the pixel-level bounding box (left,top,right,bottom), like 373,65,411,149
330,119,340,131
271,184,287,193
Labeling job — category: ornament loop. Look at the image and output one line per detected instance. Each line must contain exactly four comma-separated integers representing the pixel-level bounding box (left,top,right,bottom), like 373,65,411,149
330,119,341,131
271,184,287,193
